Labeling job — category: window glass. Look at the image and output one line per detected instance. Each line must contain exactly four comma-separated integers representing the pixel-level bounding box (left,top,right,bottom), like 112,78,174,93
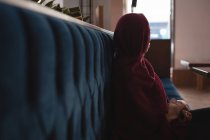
126,0,171,39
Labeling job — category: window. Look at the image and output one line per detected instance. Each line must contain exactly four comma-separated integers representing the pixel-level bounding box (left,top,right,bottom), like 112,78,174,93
126,0,171,39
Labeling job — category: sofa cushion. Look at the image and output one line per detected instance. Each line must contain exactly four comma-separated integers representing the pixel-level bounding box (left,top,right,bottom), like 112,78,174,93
0,1,113,140
161,78,183,100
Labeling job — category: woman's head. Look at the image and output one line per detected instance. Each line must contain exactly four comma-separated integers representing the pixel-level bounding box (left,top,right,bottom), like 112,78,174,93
114,13,150,59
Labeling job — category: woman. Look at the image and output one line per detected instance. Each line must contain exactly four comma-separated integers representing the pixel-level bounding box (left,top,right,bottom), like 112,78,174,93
111,13,191,140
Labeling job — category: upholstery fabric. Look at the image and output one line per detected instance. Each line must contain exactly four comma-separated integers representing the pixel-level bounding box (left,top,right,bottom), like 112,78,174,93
0,2,113,140
161,78,182,100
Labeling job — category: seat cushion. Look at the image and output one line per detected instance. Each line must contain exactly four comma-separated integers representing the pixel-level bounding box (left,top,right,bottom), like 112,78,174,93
161,78,182,100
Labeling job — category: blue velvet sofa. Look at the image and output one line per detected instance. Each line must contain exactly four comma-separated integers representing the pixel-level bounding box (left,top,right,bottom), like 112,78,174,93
0,1,182,140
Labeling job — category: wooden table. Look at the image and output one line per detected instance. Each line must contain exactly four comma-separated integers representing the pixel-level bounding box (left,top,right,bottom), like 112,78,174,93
180,60,210,68
191,67,210,78
180,60,210,90
191,67,210,90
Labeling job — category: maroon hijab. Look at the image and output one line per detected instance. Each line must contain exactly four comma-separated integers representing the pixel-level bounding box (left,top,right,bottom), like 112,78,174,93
111,13,173,140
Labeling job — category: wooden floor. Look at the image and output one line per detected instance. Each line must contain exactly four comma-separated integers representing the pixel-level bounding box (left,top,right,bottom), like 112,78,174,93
177,86,210,110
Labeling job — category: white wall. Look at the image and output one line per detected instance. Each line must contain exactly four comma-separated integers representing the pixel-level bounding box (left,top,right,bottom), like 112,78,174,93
175,0,210,68
92,0,112,30
63,0,78,8
62,0,123,31
92,0,123,31
110,0,123,31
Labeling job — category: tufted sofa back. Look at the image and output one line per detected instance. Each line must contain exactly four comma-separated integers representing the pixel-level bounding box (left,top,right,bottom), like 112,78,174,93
0,1,113,140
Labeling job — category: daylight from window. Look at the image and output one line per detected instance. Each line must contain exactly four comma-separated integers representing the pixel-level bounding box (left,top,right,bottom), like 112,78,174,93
126,0,171,39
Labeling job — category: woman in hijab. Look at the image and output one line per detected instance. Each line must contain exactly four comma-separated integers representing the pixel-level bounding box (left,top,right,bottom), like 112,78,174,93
111,13,192,140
